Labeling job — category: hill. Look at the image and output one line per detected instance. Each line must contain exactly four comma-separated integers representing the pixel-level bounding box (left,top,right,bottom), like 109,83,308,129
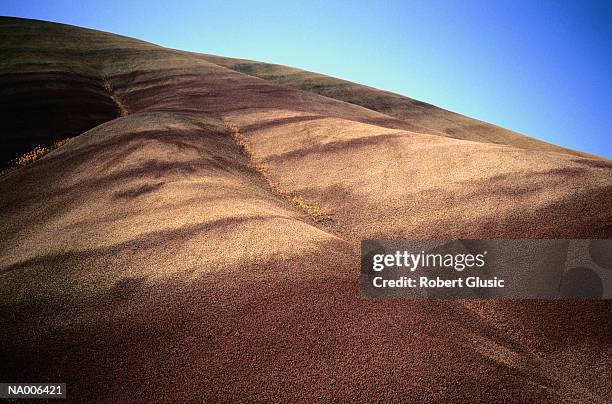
198,53,603,159
1,17,611,402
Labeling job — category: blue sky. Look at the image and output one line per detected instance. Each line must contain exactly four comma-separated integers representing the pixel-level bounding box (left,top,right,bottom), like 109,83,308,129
2,0,611,157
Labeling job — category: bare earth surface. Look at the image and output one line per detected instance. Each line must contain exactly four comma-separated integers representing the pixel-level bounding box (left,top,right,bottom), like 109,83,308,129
1,17,611,403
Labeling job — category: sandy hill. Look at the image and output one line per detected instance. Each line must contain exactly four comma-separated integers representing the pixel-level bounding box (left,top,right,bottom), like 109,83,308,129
1,17,611,402
198,53,603,159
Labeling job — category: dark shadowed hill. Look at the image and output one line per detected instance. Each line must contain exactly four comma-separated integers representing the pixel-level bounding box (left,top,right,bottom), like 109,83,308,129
1,17,611,403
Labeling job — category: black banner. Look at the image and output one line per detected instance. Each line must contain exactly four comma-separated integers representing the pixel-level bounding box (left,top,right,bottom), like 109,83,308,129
361,240,611,299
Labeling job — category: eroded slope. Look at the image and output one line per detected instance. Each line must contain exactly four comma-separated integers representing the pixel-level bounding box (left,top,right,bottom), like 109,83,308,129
200,53,603,159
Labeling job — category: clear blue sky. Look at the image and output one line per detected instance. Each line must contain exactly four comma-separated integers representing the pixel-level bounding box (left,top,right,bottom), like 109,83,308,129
2,0,611,157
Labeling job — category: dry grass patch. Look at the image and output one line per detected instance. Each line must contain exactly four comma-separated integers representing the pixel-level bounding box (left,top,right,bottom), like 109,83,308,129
290,195,333,223
15,137,75,167
1,137,75,176
14,146,49,168
227,123,333,223
102,76,129,116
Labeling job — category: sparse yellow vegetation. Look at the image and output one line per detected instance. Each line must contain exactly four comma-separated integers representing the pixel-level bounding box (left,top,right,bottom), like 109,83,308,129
290,195,333,223
228,124,270,176
15,137,75,167
102,79,113,93
227,123,333,223
15,146,49,167
1,137,75,176
101,76,129,116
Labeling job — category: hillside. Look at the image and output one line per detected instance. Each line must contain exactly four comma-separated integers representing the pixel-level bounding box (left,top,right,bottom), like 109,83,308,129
1,17,611,402
199,53,603,159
